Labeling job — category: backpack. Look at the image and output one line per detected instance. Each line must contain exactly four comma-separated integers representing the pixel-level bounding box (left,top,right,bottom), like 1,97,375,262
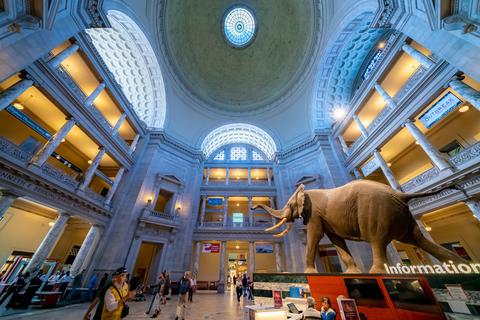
179,279,189,295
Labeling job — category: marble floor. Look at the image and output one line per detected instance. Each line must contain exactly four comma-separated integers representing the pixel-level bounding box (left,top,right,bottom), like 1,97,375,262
0,289,252,320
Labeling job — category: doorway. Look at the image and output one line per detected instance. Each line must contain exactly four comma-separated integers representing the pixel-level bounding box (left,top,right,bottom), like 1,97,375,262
132,242,163,285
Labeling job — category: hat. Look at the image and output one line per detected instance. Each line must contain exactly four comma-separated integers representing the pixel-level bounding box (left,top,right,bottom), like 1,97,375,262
112,267,128,277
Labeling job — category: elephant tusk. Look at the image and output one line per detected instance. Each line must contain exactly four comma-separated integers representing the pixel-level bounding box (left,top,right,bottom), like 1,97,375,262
265,218,287,231
273,223,292,237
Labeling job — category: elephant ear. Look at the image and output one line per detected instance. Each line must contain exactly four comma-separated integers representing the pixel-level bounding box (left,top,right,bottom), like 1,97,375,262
293,184,305,219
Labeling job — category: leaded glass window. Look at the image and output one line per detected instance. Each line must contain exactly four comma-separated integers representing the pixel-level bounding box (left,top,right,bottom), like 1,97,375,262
230,147,247,161
252,150,264,161
213,150,225,161
223,7,256,48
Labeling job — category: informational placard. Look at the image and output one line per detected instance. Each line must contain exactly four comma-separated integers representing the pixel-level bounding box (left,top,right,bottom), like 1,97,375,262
202,243,220,253
361,157,379,177
207,197,223,206
419,92,462,129
446,284,468,301
256,243,273,254
337,297,360,320
273,290,283,308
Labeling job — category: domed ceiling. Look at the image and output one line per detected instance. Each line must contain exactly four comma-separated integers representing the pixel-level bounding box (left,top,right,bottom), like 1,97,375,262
162,0,317,114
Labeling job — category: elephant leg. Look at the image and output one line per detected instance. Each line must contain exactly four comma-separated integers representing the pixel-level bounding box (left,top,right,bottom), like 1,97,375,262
305,224,323,273
327,233,361,273
369,242,389,273
401,224,468,263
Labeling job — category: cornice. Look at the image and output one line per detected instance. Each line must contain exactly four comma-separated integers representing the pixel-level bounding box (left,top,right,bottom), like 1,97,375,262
149,130,204,161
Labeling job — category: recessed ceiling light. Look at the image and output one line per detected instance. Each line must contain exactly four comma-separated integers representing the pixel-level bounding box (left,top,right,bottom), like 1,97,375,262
378,41,385,49
236,245,240,249
236,176,240,179
48,222,54,227
236,203,240,206
217,176,221,179
459,105,469,113
13,102,24,110
332,107,347,121
87,160,93,164
387,162,392,167
255,176,259,179
61,138,66,142
425,226,432,232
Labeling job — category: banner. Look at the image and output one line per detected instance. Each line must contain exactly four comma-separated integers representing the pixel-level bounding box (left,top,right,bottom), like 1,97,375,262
256,243,273,254
419,92,462,129
207,197,223,206
202,243,220,253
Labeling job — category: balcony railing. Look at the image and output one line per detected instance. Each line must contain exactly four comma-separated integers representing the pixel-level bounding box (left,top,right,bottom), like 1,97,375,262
41,162,79,189
141,208,178,226
401,167,440,193
198,219,273,229
450,142,480,167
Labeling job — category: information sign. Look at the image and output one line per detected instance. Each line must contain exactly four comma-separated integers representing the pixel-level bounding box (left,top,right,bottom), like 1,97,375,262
419,92,462,129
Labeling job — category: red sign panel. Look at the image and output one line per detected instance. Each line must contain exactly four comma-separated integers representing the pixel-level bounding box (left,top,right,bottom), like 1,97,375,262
202,243,220,253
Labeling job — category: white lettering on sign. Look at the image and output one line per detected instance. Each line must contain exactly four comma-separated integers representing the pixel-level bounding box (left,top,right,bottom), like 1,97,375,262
361,158,380,177
384,262,480,274
419,92,462,129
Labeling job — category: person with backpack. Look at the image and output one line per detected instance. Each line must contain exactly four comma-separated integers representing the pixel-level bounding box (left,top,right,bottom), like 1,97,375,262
175,271,191,320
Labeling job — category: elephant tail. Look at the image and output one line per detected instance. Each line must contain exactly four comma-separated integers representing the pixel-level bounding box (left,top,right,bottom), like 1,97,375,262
401,184,466,202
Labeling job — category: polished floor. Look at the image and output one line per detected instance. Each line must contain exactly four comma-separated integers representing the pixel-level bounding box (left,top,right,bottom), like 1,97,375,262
0,290,251,320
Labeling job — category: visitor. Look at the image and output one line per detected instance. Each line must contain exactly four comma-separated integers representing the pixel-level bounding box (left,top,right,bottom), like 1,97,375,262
102,267,135,319
86,273,99,302
175,271,190,320
149,272,165,318
188,274,196,302
302,297,322,319
98,273,109,292
247,277,254,300
66,269,84,302
82,273,112,320
232,275,236,288
21,272,42,309
59,271,72,300
235,278,243,303
47,271,62,291
320,297,336,320
163,272,171,302
0,271,28,308
242,273,248,296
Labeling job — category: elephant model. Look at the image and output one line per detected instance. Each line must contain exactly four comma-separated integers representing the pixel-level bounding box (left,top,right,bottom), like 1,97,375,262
253,180,467,273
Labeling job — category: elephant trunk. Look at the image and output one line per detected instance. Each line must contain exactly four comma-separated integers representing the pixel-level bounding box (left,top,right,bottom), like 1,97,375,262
252,204,285,219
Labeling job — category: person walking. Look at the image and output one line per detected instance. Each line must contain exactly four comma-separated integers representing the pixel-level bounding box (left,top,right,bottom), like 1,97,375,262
235,278,243,303
188,275,196,302
0,271,29,308
101,267,135,320
247,277,254,300
175,271,190,320
149,273,165,318
163,272,170,303
82,275,112,320
241,273,248,297
59,271,72,300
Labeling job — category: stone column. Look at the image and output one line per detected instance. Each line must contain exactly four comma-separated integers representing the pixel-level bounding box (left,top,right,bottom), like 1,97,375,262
225,168,230,185
84,82,106,107
373,150,403,192
70,224,100,275
105,167,125,205
25,212,70,272
249,241,255,275
404,119,451,170
79,147,106,190
248,196,253,227
266,168,272,186
205,168,210,185
352,168,363,180
29,117,76,167
449,77,480,111
0,78,34,112
338,136,350,155
193,241,201,276
275,242,283,272
353,114,368,138
223,197,228,227
416,218,440,264
0,191,18,220
49,43,80,69
217,241,226,293
199,196,206,226
401,44,434,69
466,199,480,220
270,197,276,224
247,167,252,185
112,113,127,134
386,243,402,265
129,134,140,154
374,83,396,109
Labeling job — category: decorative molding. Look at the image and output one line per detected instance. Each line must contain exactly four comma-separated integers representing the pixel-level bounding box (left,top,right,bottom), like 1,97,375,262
371,0,397,28
85,0,110,28
401,167,441,192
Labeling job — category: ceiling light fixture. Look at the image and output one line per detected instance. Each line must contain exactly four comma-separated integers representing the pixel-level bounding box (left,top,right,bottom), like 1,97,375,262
425,225,432,232
378,41,386,49
387,162,392,167
61,138,66,143
87,160,93,164
236,245,240,249
415,141,420,145
459,105,469,113
236,203,240,207
12,102,24,110
48,222,54,227
236,176,240,179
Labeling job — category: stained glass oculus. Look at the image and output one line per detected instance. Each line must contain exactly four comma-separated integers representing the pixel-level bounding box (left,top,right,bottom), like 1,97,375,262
223,7,256,48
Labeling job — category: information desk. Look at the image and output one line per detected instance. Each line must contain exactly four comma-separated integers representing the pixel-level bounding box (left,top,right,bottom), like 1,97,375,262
244,305,288,320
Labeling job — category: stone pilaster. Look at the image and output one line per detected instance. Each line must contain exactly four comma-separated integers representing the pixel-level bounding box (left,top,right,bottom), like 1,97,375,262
374,83,396,109
0,191,18,220
25,212,70,272
248,196,253,227
105,167,125,205
112,113,127,134
249,241,255,275
84,82,106,107
70,224,100,275
49,43,80,69
275,242,283,272
225,168,230,185
401,44,434,69
205,168,210,185
266,168,272,185
129,134,140,154
0,78,34,112
404,119,451,170
247,167,251,185
199,196,206,226
270,197,276,224
353,114,368,138
373,150,403,192
29,117,76,167
217,241,226,293
79,147,106,190
223,197,228,227
338,136,350,155
193,241,201,276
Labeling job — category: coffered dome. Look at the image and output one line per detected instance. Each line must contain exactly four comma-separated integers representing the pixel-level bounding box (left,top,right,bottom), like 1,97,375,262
161,0,318,115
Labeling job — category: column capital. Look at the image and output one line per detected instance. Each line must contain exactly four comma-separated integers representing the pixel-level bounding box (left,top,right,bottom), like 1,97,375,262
58,211,71,217
0,190,19,198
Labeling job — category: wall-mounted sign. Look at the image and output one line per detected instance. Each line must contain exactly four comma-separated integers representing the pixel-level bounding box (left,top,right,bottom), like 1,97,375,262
361,157,379,177
207,197,223,206
419,92,462,129
202,243,220,253
384,262,480,274
256,243,273,254
337,297,360,320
